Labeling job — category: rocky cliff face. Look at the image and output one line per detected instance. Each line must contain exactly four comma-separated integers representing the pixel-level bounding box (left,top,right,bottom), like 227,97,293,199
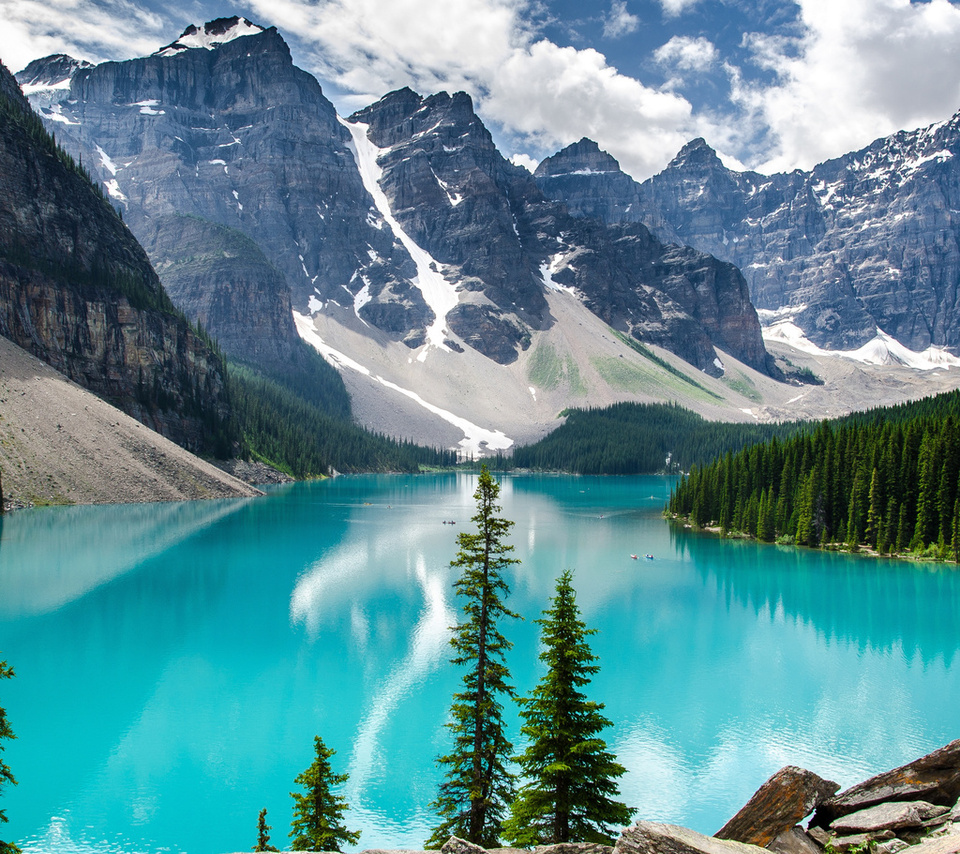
0,61,232,454
349,87,771,373
19,19,426,353
20,20,773,377
138,214,303,372
537,123,960,355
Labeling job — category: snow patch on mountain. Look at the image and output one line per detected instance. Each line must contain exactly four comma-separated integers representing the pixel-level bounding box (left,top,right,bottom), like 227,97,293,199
764,321,960,371
340,117,459,358
293,312,512,457
153,17,264,56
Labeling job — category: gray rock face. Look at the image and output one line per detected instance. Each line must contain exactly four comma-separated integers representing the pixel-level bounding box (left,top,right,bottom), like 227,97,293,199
535,138,644,226
138,214,303,371
536,123,960,355
21,20,427,346
0,61,231,454
766,827,823,854
351,87,771,373
24,19,773,376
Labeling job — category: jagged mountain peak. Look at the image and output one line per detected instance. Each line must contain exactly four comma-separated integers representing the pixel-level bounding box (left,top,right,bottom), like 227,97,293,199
351,86,493,151
667,137,725,171
153,16,266,57
534,137,623,178
15,54,93,88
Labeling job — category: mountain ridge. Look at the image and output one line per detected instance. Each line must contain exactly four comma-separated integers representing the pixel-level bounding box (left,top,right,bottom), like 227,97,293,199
536,116,960,361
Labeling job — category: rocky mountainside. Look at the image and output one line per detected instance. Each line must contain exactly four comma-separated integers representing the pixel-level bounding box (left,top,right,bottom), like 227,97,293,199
349,88,770,373
0,59,233,455
18,19,772,379
536,122,960,357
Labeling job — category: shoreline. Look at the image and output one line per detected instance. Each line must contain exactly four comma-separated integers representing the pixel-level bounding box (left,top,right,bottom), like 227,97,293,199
667,513,960,566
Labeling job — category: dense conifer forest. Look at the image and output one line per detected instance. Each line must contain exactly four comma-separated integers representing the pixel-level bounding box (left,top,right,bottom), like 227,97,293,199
228,364,457,476
510,402,801,474
668,389,960,559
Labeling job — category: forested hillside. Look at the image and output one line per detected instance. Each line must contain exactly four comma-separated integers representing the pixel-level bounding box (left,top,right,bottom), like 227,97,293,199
228,364,456,476
668,390,960,559
511,402,800,474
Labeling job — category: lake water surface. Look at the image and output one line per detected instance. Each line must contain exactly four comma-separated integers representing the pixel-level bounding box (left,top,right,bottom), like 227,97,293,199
0,474,958,854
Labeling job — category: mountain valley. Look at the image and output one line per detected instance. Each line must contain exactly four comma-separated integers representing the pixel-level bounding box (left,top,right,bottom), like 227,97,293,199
6,15,960,465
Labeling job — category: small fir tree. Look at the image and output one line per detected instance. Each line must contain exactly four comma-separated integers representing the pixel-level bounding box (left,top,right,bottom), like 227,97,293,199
253,808,278,852
289,736,359,852
1,657,19,854
426,466,520,849
503,571,634,846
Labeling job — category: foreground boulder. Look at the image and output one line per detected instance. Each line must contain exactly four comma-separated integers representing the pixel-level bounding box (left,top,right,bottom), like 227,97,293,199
715,766,839,847
814,740,960,826
830,802,951,835
615,822,766,854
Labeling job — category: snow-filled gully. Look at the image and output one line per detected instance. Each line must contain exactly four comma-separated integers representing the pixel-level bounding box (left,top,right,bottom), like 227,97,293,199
339,117,459,359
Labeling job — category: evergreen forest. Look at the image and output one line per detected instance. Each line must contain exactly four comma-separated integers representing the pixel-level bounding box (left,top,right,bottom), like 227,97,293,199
668,389,960,559
510,402,801,474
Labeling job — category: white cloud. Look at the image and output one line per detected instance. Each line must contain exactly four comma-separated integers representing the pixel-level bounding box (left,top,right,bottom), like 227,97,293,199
658,0,699,17
654,35,718,72
740,0,960,172
0,0,170,72
603,0,640,39
486,39,693,179
510,152,539,172
240,0,695,179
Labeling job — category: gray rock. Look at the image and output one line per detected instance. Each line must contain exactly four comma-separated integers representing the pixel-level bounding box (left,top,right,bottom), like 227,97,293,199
766,827,823,854
831,831,895,851
815,741,960,826
441,838,489,854
900,835,960,854
615,821,767,854
535,844,612,854
830,802,950,834
805,828,832,848
874,841,911,854
716,766,839,847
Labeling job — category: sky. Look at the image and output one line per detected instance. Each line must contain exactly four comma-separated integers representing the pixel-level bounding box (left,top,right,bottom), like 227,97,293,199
3,0,960,180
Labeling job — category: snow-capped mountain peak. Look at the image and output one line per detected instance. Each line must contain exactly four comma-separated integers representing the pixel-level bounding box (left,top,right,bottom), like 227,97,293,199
153,17,265,57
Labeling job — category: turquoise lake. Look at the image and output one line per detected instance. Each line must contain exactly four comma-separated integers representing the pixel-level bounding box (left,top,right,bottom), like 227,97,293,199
0,473,958,854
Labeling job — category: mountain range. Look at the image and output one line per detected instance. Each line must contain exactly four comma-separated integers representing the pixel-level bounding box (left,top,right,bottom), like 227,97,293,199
9,16,960,456
536,124,960,360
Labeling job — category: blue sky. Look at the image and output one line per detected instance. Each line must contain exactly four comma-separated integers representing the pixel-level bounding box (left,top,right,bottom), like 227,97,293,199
3,0,960,179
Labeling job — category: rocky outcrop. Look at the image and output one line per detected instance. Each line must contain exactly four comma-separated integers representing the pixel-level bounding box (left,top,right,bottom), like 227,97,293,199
0,60,232,454
814,740,960,826
536,121,960,356
242,743,960,854
715,766,839,847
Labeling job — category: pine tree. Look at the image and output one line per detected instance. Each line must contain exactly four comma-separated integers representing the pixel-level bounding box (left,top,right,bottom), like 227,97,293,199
426,466,520,849
289,736,359,852
503,571,634,846
0,658,19,854
253,808,278,852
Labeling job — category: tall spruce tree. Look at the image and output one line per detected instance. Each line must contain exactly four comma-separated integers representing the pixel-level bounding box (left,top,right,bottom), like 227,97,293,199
503,571,634,846
426,466,520,849
289,736,359,852
0,657,18,854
